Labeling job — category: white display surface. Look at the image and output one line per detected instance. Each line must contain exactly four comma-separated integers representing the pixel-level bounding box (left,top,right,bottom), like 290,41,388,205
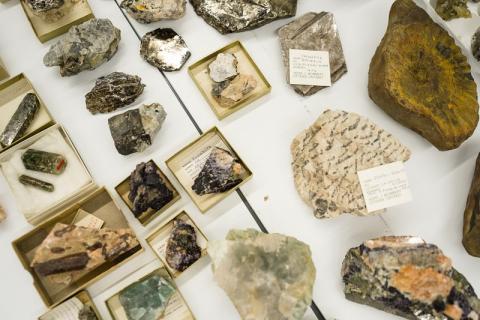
0,1,479,320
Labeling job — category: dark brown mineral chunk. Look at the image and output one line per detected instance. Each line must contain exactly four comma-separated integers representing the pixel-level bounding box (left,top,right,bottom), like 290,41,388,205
463,153,480,257
165,219,201,272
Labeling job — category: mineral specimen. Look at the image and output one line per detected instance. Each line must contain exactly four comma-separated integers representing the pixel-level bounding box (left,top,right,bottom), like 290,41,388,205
31,223,139,278
78,306,98,320
472,27,480,61
22,149,67,175
26,0,64,12
121,0,186,23
208,229,316,320
190,0,297,34
291,110,410,219
128,160,174,217
342,236,480,320
208,53,238,83
212,74,257,108
19,174,54,192
25,0,75,22
44,19,121,76
165,219,202,272
192,146,249,195
108,103,167,155
85,72,145,114
435,0,471,21
369,0,478,151
0,93,40,148
118,272,176,320
278,12,347,96
463,153,480,257
140,28,190,71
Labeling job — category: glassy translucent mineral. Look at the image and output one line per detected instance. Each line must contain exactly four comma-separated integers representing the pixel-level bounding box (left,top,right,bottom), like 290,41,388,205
435,0,471,21
44,18,121,76
165,219,201,272
140,28,190,71
463,153,480,257
121,0,186,23
85,72,145,114
342,236,480,319
22,149,67,175
208,229,316,320
0,93,40,147
19,174,54,192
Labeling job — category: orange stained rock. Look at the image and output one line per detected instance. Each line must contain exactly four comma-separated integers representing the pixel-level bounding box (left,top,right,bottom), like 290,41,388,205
443,304,463,320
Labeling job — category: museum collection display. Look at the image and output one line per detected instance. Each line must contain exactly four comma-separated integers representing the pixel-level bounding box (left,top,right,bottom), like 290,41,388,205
121,0,186,23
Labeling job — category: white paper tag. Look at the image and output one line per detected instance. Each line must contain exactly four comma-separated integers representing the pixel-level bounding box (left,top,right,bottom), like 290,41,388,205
289,49,331,86
357,161,412,212
75,209,104,229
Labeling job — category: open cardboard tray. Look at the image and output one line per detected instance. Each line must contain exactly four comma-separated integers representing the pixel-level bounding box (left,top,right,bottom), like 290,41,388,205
166,127,252,213
20,0,94,43
12,186,144,307
39,290,102,320
0,58,8,81
188,41,271,120
115,160,181,226
146,210,208,278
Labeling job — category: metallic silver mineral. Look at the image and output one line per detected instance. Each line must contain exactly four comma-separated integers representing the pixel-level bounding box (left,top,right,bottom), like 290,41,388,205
121,0,186,23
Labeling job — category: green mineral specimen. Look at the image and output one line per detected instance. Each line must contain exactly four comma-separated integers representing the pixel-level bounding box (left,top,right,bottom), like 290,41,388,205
22,149,67,175
435,0,471,21
19,174,54,192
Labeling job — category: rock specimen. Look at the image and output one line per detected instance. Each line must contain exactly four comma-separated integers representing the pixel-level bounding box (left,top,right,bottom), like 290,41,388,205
192,147,249,195
128,160,174,217
19,174,54,192
118,272,176,320
463,153,480,257
278,12,347,96
208,53,238,82
26,0,64,12
342,236,480,320
44,19,121,76
22,149,67,175
0,93,40,148
208,229,316,320
140,28,190,71
78,306,98,320
291,110,410,218
31,223,139,279
190,0,297,34
165,219,202,272
369,0,478,151
85,72,145,114
212,74,257,108
121,0,186,23
435,0,471,21
108,103,167,155
472,27,480,61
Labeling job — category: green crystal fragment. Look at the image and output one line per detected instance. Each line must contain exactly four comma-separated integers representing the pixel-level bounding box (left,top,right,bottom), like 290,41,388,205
22,149,67,175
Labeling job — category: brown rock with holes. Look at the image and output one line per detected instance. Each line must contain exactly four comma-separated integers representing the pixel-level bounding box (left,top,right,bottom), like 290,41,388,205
463,153,480,257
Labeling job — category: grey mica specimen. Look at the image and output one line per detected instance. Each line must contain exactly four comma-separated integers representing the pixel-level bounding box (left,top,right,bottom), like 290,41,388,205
26,0,64,12
85,72,145,114
278,12,347,96
44,18,121,76
0,93,40,148
190,0,297,34
140,28,190,71
108,103,166,155
121,0,186,23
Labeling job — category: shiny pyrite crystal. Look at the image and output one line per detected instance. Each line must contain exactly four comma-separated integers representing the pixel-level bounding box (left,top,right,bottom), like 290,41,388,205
192,147,249,195
108,103,167,155
369,0,478,151
342,236,480,320
165,219,202,272
19,174,54,192
435,0,471,20
140,28,190,71
44,19,121,76
128,161,174,217
121,0,186,23
208,229,316,320
22,149,67,175
278,12,347,96
190,0,297,34
85,72,145,114
463,153,480,257
291,110,410,218
0,93,40,148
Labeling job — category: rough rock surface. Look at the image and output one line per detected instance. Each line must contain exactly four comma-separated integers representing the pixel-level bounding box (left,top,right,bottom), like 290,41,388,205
190,0,297,34
435,0,471,21
291,110,410,219
121,0,186,23
278,12,347,96
342,236,480,320
463,153,480,257
44,19,121,76
208,229,316,320
0,205,6,223
26,0,64,12
85,72,145,114
208,53,238,82
165,219,202,272
19,174,54,192
22,149,67,175
369,0,478,151
472,27,480,61
212,74,257,108
78,306,98,320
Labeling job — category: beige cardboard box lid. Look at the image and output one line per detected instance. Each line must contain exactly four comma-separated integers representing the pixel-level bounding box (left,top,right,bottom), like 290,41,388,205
0,58,9,82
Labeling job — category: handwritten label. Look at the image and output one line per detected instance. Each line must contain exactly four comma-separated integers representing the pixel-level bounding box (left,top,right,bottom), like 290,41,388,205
289,49,331,86
181,146,214,180
75,209,104,229
357,161,412,212
40,297,83,320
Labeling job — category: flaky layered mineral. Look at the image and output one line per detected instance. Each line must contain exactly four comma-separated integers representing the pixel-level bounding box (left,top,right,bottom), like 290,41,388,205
369,0,478,151
463,153,480,257
291,110,410,218
342,236,480,320
166,219,202,272
435,0,471,20
121,0,186,23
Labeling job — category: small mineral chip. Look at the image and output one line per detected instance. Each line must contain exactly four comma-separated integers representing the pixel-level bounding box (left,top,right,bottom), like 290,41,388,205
165,219,202,272
192,146,249,195
19,174,54,192
208,229,316,320
44,18,121,76
342,236,480,319
26,0,64,13
108,103,167,155
212,74,257,108
208,53,238,83
463,153,480,257
85,72,145,114
121,0,186,23
0,93,40,148
140,28,190,71
435,0,471,21
22,149,67,175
